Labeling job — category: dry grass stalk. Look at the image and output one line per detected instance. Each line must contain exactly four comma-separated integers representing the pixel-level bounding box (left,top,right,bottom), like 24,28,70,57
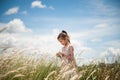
70,74,78,80
1,70,18,78
86,69,96,80
44,71,57,80
77,70,85,79
57,67,77,80
12,74,25,79
59,64,71,74
105,76,109,80
0,26,8,33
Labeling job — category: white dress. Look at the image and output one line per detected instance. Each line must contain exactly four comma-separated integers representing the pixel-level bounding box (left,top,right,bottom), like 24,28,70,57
61,44,73,66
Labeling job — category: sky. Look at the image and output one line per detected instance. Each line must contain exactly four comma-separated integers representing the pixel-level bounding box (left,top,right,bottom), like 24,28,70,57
0,0,120,65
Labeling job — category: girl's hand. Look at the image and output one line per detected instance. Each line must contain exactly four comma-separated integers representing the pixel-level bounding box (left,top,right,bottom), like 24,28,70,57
56,52,65,58
56,52,62,58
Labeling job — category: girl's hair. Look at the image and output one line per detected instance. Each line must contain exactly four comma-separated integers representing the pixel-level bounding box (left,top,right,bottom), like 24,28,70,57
57,30,70,43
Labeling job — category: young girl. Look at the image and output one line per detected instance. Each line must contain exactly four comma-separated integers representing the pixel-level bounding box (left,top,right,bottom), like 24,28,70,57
56,30,77,69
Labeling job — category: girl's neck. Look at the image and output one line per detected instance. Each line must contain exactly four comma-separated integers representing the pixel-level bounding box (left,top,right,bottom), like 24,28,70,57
64,42,70,47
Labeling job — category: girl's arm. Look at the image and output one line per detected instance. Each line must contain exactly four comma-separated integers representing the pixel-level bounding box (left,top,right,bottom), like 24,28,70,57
56,52,66,58
69,46,77,68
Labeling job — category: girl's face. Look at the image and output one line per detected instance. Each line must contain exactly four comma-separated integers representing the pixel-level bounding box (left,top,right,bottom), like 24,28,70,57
58,38,68,46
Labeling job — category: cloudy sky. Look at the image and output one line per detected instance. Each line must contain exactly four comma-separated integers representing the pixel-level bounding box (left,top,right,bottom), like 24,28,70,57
0,0,120,65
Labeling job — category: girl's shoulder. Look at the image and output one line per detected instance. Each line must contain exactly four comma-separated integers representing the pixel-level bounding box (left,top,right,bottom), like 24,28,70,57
68,44,73,48
68,44,74,51
69,44,73,46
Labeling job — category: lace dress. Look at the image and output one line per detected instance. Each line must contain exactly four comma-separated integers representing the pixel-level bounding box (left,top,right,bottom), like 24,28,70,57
60,44,73,66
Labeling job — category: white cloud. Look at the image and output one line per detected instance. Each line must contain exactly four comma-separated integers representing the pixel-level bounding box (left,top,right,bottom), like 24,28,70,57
100,47,120,63
103,40,120,48
0,23,6,28
21,11,27,14
31,1,55,10
78,47,120,65
49,6,55,10
5,7,19,15
0,32,60,56
91,38,102,42
80,23,120,40
5,18,32,33
0,34,17,48
31,1,46,8
90,0,120,16
95,23,109,28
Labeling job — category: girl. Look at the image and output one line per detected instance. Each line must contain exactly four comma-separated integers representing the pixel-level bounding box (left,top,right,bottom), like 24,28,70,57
56,30,77,69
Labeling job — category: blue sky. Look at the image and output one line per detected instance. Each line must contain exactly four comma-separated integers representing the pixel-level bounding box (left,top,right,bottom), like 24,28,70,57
0,0,120,65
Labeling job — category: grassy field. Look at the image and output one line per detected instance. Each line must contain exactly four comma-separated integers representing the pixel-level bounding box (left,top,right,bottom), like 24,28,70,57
0,49,120,80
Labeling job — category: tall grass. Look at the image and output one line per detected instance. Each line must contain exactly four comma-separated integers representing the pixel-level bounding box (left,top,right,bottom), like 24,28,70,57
79,62,120,80
0,49,58,80
0,48,120,80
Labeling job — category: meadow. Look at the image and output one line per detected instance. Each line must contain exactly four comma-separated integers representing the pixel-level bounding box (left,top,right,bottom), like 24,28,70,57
0,48,120,80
